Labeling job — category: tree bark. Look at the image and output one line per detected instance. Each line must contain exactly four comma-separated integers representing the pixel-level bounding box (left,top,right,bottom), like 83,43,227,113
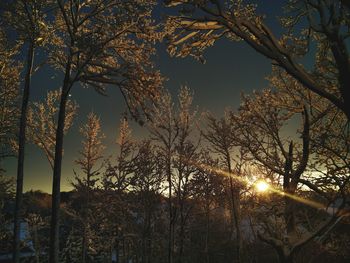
82,160,92,263
284,142,296,235
13,42,34,263
49,61,72,262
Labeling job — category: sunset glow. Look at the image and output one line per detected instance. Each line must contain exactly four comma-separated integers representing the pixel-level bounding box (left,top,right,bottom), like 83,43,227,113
255,180,269,192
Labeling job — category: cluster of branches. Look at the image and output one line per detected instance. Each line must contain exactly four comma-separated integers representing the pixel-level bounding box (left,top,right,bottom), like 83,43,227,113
4,80,348,263
165,0,350,119
163,1,350,261
0,0,163,262
6,88,231,263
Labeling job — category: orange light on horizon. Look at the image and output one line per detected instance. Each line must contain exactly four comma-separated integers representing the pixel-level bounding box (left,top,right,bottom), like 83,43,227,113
186,157,328,211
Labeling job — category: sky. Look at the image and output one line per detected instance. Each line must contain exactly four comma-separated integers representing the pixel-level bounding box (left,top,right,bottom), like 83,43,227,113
3,1,290,193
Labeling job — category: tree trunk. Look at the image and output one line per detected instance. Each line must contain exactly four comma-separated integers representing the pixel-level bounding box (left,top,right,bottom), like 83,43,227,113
178,201,185,263
167,149,174,263
232,189,242,263
283,142,297,236
49,71,72,263
284,197,296,235
13,42,34,263
82,169,91,263
205,200,210,263
227,155,242,263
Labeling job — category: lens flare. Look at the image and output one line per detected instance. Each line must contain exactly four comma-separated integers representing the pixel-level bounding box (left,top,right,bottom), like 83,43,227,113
255,180,269,192
186,158,328,211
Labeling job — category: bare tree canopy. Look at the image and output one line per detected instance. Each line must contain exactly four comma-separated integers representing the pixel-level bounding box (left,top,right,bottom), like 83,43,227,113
165,0,350,120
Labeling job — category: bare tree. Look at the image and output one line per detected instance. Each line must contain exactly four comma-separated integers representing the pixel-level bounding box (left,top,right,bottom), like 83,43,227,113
190,150,225,263
74,112,105,190
72,112,105,263
131,140,163,263
165,0,350,121
172,87,199,263
147,86,198,263
1,1,54,260
0,30,20,165
103,118,135,193
267,68,350,201
101,117,136,262
27,89,78,169
202,112,243,263
48,1,163,261
228,87,350,262
147,90,179,263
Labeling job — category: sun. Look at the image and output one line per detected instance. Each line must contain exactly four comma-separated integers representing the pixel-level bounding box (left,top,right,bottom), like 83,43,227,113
255,180,269,192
